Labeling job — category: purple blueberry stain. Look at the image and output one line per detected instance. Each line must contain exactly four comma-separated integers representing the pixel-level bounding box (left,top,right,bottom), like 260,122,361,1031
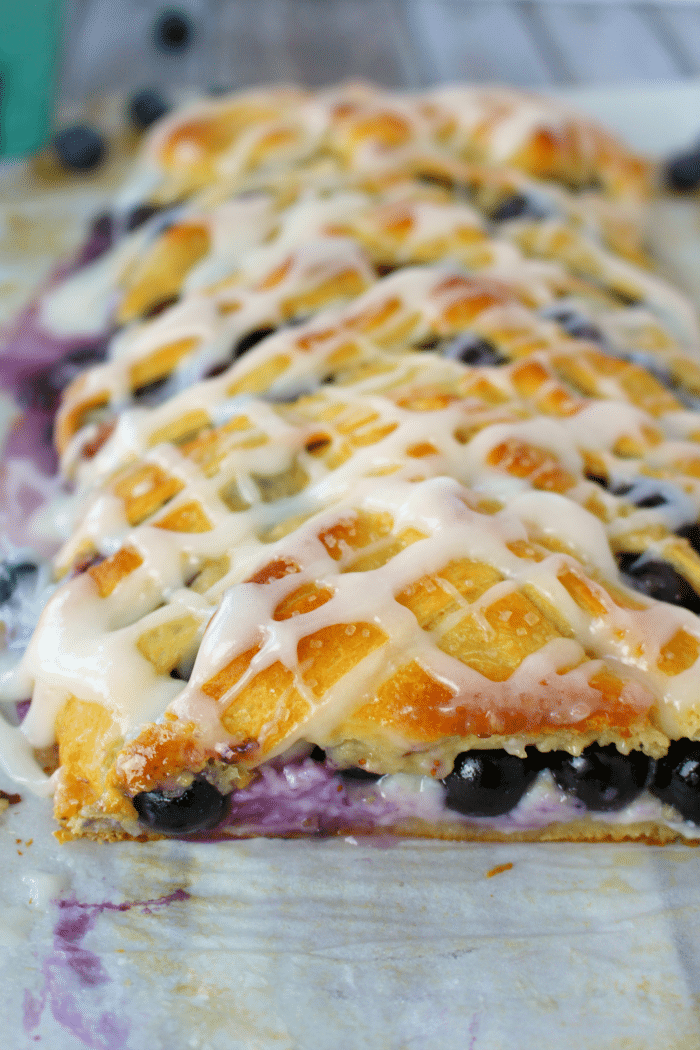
22,889,190,1047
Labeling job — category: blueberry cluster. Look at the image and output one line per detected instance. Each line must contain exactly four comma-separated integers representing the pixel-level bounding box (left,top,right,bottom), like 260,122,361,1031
441,742,700,825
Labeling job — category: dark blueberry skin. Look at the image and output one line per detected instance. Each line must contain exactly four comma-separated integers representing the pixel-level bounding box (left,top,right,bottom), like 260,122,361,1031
234,326,276,359
54,126,106,173
133,375,171,405
490,194,531,222
0,562,37,605
544,307,604,344
153,10,194,52
133,778,227,834
125,202,165,233
339,767,382,782
442,749,541,817
617,554,700,616
443,334,508,367
613,481,669,509
651,741,700,823
129,89,169,131
490,193,547,223
550,744,650,812
665,150,700,193
677,523,700,556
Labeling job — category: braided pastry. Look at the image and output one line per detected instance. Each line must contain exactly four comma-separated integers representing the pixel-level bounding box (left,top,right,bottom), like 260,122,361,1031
4,84,700,843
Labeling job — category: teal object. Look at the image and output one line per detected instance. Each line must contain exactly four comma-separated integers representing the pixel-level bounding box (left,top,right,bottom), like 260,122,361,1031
0,0,63,158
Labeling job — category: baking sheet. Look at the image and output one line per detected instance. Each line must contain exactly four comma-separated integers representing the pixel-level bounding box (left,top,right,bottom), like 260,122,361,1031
4,81,700,1050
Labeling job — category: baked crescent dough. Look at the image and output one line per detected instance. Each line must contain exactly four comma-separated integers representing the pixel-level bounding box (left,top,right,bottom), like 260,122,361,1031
6,83,700,844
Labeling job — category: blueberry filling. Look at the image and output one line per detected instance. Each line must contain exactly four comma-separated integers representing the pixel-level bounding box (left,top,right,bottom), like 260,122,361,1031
78,213,114,265
549,744,650,812
125,202,166,233
0,562,37,605
616,554,700,615
442,749,541,817
233,326,277,359
614,483,666,509
489,193,547,223
443,334,508,367
132,375,171,405
541,306,604,344
17,342,109,412
133,777,227,834
650,741,700,823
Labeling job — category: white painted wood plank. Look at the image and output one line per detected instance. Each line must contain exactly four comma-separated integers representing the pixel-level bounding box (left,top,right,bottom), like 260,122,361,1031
536,3,684,84
654,4,700,76
280,0,411,88
403,0,556,86
216,0,411,90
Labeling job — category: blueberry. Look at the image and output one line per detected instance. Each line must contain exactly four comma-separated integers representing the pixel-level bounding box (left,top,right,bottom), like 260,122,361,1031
0,562,37,605
133,777,227,834
665,151,700,193
618,556,700,615
613,481,668,509
651,740,700,823
677,523,700,556
490,194,530,222
442,749,541,817
129,89,169,131
54,126,106,173
443,334,508,367
153,10,194,52
233,326,276,359
125,203,165,232
339,767,382,782
545,308,603,343
490,193,548,223
133,375,171,405
550,744,650,811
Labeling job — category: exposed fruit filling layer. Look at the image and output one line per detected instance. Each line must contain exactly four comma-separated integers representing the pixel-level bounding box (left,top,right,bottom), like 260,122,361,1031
130,742,700,838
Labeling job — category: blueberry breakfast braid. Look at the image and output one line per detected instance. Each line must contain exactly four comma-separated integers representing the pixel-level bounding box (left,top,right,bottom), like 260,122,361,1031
5,84,700,843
